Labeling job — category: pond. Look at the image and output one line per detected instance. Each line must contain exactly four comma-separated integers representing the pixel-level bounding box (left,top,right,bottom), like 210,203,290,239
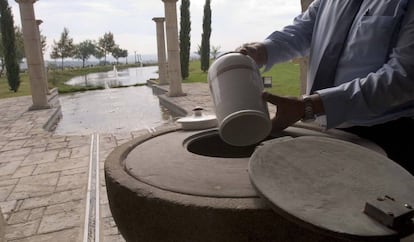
65,66,159,88
54,67,175,135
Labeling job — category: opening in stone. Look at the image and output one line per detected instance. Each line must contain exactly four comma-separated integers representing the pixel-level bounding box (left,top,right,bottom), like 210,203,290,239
184,129,263,158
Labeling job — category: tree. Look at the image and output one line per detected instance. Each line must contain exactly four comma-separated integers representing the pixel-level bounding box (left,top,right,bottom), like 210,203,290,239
98,32,116,65
0,28,24,78
14,27,25,61
120,49,128,64
39,29,47,53
194,44,201,57
211,45,221,59
93,47,105,65
74,40,96,68
50,27,75,70
179,0,191,79
0,33,4,77
111,46,128,65
4,27,46,66
0,0,20,92
200,0,211,72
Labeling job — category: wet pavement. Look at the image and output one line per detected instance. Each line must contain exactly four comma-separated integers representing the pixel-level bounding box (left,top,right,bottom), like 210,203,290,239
54,86,173,136
0,83,215,242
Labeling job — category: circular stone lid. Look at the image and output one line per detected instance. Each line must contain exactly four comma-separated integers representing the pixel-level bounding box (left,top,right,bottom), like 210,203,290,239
248,136,414,240
125,130,258,198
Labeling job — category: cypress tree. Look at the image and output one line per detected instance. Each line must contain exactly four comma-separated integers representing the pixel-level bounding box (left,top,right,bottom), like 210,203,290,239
0,0,20,92
200,0,211,72
179,0,191,79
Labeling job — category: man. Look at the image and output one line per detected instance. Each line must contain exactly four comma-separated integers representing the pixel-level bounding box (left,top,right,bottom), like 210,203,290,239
239,0,414,175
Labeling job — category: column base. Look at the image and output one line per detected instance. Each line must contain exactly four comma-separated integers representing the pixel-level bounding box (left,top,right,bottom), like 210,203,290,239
28,104,51,111
167,92,187,97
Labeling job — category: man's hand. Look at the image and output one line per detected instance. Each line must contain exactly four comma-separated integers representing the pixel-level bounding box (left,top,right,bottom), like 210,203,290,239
262,92,305,132
236,42,267,67
263,92,325,132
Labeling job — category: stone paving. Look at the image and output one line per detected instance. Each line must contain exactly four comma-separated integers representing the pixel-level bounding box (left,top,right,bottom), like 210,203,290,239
0,83,212,242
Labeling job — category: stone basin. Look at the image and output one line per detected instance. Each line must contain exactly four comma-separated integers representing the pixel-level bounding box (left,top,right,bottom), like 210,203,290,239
104,124,395,242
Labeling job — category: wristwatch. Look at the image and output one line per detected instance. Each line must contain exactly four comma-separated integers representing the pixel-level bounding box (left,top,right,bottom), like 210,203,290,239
301,95,316,122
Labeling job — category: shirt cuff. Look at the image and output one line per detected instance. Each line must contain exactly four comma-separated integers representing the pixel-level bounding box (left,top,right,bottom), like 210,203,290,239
316,87,349,128
315,115,327,130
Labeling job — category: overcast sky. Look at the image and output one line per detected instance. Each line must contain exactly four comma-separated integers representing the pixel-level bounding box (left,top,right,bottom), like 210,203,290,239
9,0,301,60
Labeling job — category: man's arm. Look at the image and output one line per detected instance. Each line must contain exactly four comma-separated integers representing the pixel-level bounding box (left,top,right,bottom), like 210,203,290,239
237,0,321,70
263,0,321,70
317,1,414,128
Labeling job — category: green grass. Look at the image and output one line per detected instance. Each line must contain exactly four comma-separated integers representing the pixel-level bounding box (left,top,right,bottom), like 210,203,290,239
183,60,209,83
0,60,300,99
263,61,301,96
184,60,301,96
0,73,31,99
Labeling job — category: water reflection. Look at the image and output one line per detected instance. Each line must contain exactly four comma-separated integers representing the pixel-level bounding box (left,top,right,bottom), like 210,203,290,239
54,86,174,135
65,66,159,88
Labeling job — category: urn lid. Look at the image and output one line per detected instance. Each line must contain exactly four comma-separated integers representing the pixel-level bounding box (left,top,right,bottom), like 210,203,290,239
177,107,218,130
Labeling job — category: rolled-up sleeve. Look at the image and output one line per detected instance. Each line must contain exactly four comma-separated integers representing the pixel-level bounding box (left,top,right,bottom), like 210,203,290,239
262,0,321,70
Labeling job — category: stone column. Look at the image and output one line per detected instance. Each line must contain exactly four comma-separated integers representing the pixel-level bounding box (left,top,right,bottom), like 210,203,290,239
36,19,49,94
162,0,185,97
301,0,314,11
16,0,49,109
299,0,315,95
152,17,169,85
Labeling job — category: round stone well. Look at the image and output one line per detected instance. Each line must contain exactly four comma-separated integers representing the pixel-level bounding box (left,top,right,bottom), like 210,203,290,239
104,124,412,242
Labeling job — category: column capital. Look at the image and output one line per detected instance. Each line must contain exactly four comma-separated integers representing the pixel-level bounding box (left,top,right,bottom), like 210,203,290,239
152,17,165,23
15,0,38,4
161,0,178,3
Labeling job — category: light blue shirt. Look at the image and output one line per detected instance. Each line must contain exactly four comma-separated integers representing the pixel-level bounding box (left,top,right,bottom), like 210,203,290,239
263,0,414,129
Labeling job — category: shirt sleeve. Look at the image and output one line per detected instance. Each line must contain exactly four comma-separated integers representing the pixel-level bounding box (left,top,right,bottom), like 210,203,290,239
262,0,321,71
317,1,414,128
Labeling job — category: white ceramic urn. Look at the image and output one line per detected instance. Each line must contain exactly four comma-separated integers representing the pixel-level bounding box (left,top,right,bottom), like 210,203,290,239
208,52,272,146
